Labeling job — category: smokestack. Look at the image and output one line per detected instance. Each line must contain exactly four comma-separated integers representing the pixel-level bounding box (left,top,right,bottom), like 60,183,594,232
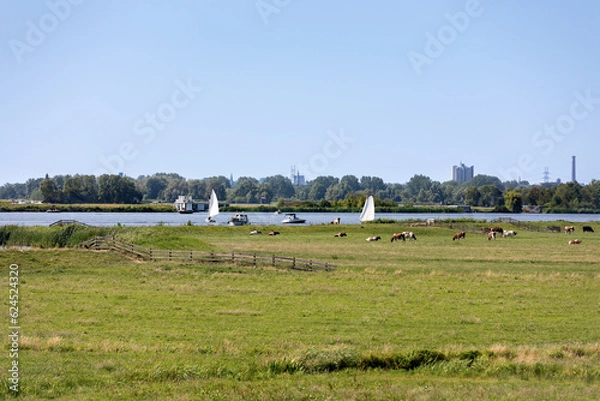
571,156,576,182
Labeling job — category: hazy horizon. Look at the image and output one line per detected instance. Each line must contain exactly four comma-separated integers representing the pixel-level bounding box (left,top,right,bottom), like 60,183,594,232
2,1,599,185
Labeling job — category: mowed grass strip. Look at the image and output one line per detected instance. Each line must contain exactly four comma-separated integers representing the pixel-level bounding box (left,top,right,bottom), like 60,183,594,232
1,223,599,400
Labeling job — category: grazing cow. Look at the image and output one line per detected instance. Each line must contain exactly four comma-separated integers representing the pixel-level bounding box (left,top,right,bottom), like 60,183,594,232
390,233,404,242
568,239,582,244
490,227,503,234
452,232,466,241
487,231,497,240
402,231,417,241
366,236,381,241
582,226,594,233
391,232,417,242
564,226,575,234
268,231,280,236
410,222,427,227
249,230,262,235
329,217,341,225
334,232,347,237
502,230,517,238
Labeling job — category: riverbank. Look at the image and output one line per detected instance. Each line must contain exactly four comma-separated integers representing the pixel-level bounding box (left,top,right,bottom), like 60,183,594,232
2,201,598,214
0,202,474,214
0,202,174,213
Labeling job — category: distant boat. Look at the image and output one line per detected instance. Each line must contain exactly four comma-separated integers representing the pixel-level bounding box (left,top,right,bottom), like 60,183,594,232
46,208,61,213
228,213,250,226
205,190,219,223
281,213,306,224
174,195,195,214
359,196,375,223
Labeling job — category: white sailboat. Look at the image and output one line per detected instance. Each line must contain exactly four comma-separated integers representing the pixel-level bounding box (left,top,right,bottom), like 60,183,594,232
359,195,375,223
205,190,219,223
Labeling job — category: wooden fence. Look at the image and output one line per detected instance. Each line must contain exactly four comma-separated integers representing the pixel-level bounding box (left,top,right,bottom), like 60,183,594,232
79,236,335,272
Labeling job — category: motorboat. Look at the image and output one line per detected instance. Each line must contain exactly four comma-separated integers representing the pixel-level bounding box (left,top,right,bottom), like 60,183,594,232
228,213,250,226
281,213,306,224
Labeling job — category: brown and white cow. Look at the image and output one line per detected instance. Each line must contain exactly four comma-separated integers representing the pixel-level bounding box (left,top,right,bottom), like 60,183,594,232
568,239,582,244
452,232,466,241
487,231,496,240
390,233,404,242
564,226,575,234
366,236,382,241
334,232,347,237
391,232,417,242
502,230,517,238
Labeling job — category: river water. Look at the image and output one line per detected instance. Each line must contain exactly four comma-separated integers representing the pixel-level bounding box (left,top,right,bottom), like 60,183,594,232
1,211,599,227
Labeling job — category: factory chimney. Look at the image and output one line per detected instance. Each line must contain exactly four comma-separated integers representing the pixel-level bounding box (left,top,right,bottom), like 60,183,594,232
571,156,576,183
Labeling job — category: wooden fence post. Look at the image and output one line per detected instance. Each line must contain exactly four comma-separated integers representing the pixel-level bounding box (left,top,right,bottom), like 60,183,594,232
272,255,275,266
253,253,257,266
190,250,193,262
169,250,172,261
231,251,235,263
150,249,153,261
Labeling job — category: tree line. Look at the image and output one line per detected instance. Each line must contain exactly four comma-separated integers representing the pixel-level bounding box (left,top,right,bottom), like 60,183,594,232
1,172,600,212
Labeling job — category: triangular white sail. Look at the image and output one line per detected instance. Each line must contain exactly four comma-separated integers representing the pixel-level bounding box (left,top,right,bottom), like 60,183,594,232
359,195,375,222
206,190,219,222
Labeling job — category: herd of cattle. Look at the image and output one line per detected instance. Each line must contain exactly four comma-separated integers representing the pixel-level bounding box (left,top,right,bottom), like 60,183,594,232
334,224,594,244
250,224,595,245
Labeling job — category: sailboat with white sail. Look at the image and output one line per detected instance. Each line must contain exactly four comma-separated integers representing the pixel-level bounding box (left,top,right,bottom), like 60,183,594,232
205,190,219,223
359,195,375,223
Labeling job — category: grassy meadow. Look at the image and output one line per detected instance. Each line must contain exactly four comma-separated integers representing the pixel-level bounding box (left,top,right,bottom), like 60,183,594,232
1,221,599,400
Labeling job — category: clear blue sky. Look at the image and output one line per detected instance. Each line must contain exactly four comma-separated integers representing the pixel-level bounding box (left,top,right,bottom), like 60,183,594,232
2,1,599,186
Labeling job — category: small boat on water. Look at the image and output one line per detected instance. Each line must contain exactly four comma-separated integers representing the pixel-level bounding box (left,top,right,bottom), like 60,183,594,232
228,213,250,226
46,209,61,213
281,213,306,224
205,190,219,223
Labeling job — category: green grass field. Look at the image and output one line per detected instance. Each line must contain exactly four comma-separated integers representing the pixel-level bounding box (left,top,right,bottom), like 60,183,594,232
1,222,599,400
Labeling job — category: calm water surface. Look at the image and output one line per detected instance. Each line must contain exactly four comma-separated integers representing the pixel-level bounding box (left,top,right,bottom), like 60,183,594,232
1,211,599,227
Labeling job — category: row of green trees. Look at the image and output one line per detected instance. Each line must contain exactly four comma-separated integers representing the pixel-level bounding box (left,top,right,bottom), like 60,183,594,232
38,174,142,204
2,172,600,212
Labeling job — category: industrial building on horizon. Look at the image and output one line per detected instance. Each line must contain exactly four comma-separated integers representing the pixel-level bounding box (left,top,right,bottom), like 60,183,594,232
452,162,474,182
